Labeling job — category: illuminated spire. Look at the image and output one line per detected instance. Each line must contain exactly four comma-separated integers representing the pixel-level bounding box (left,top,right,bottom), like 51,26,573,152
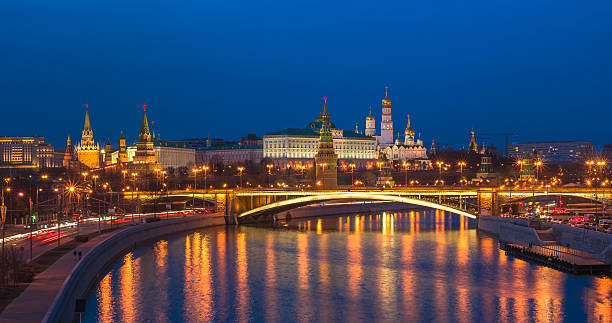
83,104,91,131
139,104,151,141
366,105,375,120
469,128,478,153
120,130,124,140
404,114,415,137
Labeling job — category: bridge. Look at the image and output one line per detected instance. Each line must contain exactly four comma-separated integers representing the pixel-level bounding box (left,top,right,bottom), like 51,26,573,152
128,186,612,224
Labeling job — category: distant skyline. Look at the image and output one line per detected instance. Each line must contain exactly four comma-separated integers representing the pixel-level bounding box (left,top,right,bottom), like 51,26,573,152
1,1,611,149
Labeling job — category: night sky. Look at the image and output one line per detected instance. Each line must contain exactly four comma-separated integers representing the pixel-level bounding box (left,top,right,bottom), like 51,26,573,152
1,1,611,149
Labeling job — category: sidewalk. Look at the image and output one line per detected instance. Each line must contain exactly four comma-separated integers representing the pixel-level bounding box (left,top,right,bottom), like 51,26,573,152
0,230,121,323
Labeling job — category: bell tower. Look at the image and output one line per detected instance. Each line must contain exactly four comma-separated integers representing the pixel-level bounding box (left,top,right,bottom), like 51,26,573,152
380,86,393,146
365,105,376,136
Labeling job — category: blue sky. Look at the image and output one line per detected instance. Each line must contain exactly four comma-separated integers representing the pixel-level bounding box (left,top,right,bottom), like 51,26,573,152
1,0,611,149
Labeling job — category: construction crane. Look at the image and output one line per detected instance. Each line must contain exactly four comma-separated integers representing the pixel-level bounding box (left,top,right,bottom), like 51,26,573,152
479,133,518,156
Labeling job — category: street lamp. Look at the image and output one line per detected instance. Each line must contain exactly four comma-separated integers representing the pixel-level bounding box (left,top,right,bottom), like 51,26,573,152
266,164,274,187
457,161,466,184
237,166,245,188
436,161,444,182
192,168,200,210
349,163,356,186
202,165,209,191
402,161,410,186
534,160,543,181
131,172,138,221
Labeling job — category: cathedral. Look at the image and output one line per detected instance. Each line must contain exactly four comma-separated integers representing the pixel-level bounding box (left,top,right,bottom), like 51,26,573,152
364,87,431,168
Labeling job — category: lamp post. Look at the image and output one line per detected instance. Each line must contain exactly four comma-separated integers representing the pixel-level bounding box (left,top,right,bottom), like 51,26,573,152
534,160,543,181
237,166,245,188
192,168,200,211
349,163,356,186
202,165,209,191
1,178,10,268
266,164,274,187
131,172,138,223
586,160,594,182
457,161,466,185
436,161,444,183
402,161,409,187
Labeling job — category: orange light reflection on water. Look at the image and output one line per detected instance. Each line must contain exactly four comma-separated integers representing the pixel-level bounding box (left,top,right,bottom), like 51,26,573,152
153,240,168,322
119,252,139,322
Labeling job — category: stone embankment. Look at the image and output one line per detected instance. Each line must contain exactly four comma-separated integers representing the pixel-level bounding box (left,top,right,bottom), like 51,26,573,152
43,214,226,323
479,215,612,267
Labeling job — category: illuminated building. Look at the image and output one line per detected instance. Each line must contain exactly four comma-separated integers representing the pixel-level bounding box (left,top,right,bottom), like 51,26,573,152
380,115,431,169
133,105,157,164
75,106,100,169
0,136,58,169
314,97,338,189
380,86,394,146
508,141,593,163
198,145,262,166
475,150,496,181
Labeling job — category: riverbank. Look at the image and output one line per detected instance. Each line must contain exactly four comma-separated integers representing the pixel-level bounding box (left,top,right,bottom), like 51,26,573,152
0,214,226,323
478,215,612,272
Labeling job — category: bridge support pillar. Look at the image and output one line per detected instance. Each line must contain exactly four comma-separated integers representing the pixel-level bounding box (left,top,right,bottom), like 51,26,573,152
478,191,498,216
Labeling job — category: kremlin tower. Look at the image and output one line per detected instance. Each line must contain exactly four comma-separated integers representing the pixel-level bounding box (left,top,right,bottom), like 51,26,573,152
133,104,157,164
104,139,113,166
380,86,393,146
315,96,338,189
62,135,75,168
118,131,129,164
75,105,100,169
365,106,376,137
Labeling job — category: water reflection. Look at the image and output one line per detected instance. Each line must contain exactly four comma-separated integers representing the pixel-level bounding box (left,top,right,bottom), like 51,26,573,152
85,209,611,323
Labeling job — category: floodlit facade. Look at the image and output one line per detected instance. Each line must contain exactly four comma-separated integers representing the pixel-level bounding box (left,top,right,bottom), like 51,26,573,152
0,136,57,168
508,141,593,163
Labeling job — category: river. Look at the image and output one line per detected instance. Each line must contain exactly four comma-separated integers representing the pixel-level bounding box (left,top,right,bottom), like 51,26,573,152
83,209,611,322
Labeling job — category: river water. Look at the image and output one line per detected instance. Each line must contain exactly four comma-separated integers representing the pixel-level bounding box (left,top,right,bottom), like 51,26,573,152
83,209,611,322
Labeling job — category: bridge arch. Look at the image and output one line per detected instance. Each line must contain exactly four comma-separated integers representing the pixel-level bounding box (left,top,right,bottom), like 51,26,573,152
237,192,477,220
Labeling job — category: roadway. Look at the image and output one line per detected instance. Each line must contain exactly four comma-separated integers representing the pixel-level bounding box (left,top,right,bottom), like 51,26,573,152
1,210,206,263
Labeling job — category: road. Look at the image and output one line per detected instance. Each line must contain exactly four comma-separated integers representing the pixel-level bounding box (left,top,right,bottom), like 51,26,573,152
1,210,208,262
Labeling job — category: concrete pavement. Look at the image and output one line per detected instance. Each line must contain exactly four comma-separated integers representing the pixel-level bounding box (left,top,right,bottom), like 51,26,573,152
0,230,120,323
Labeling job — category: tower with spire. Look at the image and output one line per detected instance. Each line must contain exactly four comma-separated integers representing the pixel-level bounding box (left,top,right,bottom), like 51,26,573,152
430,138,437,155
315,96,338,189
63,134,75,168
380,86,394,146
365,105,376,137
118,131,129,163
76,105,100,168
134,104,157,164
104,139,113,166
468,129,478,153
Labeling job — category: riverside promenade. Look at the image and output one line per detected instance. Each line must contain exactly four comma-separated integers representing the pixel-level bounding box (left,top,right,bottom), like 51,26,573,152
0,213,226,323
